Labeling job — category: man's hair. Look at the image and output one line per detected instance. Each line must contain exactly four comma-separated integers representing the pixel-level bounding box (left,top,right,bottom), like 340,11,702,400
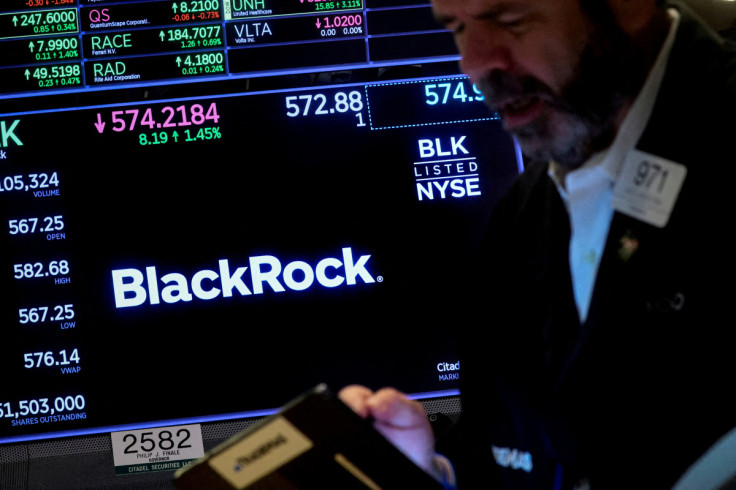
579,0,667,33
579,1,618,28
580,0,667,22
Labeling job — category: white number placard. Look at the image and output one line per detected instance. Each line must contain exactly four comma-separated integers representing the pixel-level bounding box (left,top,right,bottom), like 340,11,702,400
612,150,687,228
111,423,204,475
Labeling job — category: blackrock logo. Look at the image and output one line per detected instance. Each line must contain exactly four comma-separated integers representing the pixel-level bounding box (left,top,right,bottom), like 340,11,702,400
111,247,376,309
414,135,481,201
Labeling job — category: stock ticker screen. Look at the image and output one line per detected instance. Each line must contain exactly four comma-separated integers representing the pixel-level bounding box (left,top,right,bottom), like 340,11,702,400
0,0,523,444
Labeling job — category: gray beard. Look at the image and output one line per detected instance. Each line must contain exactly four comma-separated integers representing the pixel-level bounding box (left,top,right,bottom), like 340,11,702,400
510,98,621,169
479,15,647,170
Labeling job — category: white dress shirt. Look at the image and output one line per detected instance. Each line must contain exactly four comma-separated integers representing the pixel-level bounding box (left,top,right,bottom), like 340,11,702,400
549,9,680,323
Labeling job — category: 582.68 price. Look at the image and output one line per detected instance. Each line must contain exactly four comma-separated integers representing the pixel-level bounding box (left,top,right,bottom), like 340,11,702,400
13,260,69,279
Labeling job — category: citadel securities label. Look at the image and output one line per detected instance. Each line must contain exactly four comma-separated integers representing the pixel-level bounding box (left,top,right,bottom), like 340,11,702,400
112,247,376,308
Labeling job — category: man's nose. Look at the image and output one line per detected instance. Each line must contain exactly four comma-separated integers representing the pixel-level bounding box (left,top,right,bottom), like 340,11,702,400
457,26,512,85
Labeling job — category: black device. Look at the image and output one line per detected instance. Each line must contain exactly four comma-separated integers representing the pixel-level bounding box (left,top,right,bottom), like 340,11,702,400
173,385,444,489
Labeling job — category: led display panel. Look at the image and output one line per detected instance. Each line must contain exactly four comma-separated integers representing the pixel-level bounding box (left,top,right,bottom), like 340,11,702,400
0,0,523,445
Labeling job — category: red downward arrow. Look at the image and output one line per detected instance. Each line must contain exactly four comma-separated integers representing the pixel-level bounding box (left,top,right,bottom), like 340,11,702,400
94,113,106,133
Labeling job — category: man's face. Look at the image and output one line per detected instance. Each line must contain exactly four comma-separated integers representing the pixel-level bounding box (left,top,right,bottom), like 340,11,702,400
432,0,648,168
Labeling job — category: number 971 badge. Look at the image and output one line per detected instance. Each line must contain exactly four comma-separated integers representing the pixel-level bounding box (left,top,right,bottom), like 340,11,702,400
612,149,687,228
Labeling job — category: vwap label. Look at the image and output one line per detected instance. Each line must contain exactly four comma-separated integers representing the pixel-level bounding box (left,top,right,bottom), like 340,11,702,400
111,247,376,309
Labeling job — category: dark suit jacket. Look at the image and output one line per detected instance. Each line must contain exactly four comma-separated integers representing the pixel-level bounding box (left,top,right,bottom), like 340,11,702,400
442,4,736,489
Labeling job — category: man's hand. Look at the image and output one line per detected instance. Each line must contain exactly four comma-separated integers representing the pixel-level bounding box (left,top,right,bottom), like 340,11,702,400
338,385,442,481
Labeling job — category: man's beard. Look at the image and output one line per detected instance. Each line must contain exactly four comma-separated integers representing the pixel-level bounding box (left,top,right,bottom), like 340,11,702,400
478,22,649,169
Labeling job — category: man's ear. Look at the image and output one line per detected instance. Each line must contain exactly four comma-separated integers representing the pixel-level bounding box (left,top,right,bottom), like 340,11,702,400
605,0,670,61
605,0,660,37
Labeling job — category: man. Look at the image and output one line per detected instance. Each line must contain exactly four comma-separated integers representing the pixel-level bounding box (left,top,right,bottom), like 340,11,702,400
341,0,736,488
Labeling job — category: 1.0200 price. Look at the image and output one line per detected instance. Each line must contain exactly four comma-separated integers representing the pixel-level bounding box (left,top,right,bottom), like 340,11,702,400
13,260,69,279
